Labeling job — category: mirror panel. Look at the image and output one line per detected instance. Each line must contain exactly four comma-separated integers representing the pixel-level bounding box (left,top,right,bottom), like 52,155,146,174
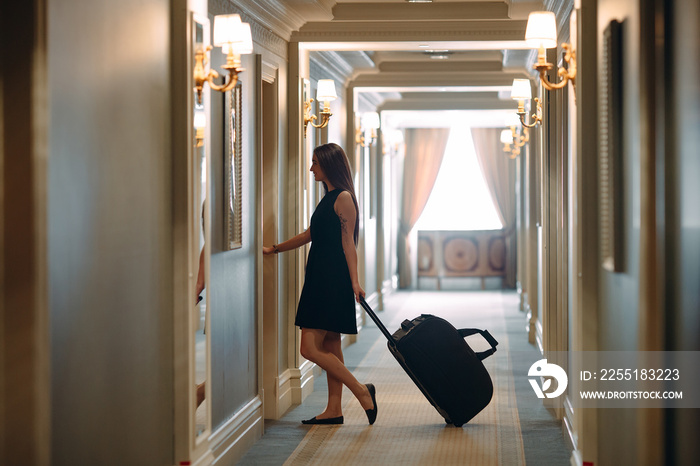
192,13,210,440
302,78,315,229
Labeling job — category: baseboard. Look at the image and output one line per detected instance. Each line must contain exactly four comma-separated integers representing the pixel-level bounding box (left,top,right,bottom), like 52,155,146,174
354,291,379,332
364,291,380,310
382,278,393,297
563,397,578,453
274,369,295,419
535,319,544,355
570,449,583,466
290,359,315,405
342,332,356,347
524,302,536,344
209,396,264,466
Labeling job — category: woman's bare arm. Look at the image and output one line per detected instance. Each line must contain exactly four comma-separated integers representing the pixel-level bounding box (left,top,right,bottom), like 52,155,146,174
262,229,311,255
335,191,365,302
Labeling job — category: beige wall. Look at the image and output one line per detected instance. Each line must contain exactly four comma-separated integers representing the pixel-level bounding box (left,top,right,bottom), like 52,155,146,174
47,0,174,464
595,1,645,463
668,0,700,461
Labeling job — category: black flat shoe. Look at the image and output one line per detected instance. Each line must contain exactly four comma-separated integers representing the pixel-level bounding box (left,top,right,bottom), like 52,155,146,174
301,416,344,425
365,383,378,425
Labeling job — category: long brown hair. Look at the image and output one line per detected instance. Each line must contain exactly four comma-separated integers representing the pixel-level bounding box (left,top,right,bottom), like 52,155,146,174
314,143,360,244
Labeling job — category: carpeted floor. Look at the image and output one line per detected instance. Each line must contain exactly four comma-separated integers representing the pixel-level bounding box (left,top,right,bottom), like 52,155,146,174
238,291,571,465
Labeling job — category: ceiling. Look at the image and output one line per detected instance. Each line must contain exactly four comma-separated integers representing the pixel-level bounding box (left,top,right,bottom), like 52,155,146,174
272,0,572,127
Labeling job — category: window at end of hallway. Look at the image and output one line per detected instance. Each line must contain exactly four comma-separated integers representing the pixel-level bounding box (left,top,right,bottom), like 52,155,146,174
414,127,503,231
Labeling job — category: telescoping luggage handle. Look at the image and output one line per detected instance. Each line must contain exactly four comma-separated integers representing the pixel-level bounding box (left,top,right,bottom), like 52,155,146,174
359,298,498,361
458,328,499,361
359,297,397,345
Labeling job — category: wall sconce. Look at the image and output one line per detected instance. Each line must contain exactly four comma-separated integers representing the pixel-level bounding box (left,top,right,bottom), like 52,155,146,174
502,111,530,159
356,112,380,147
514,126,529,150
500,128,515,154
303,79,337,137
385,129,404,153
510,127,530,159
194,110,206,147
525,11,576,92
511,78,542,128
193,14,253,105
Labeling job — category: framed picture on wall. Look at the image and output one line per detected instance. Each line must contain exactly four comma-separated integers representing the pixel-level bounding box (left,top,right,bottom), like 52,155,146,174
600,20,624,272
224,82,243,250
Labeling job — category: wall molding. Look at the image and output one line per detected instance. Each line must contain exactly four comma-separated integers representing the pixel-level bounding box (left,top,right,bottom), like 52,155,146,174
351,71,529,88
535,318,544,355
382,279,394,299
310,51,355,85
209,0,289,58
290,360,315,405
364,291,380,312
209,0,304,40
544,0,574,42
293,20,527,43
274,369,295,420
208,396,263,466
524,301,536,344
563,397,580,465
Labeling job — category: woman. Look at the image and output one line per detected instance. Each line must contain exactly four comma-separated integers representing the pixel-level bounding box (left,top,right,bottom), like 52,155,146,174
263,143,378,425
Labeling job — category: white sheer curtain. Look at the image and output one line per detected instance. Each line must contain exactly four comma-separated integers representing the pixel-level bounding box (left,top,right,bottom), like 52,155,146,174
470,127,517,288
398,128,451,289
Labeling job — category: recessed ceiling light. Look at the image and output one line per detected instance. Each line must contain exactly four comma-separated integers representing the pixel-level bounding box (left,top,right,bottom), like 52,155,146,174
418,44,430,48
406,0,433,3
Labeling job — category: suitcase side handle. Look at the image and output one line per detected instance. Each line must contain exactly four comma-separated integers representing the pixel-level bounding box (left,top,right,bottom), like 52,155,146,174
359,297,397,345
458,328,499,361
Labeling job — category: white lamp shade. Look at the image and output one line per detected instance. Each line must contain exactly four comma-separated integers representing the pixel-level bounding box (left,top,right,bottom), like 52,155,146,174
229,23,253,54
362,112,381,130
316,79,337,102
525,11,558,49
213,15,243,47
511,79,532,100
194,111,206,129
389,129,404,144
500,129,514,144
505,113,521,127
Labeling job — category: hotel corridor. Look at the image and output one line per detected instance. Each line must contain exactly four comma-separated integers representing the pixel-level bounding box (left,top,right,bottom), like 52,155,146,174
240,291,570,465
4,1,700,465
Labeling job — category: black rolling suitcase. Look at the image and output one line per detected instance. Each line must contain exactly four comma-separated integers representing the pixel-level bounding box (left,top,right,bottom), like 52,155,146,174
360,298,498,427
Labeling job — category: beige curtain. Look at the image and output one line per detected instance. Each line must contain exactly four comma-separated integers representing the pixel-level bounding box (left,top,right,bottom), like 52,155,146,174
470,127,517,288
398,128,451,288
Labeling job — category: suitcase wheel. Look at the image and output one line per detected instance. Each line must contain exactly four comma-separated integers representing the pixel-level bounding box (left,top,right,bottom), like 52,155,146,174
454,422,464,428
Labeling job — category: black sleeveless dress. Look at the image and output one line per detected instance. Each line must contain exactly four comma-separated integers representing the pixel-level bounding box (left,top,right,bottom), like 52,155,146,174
295,189,358,334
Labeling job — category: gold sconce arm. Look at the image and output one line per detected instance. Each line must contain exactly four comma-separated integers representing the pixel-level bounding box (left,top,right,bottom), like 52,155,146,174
303,99,332,137
193,46,245,104
534,43,577,92
356,128,377,148
503,126,529,159
195,128,205,147
517,97,542,128
513,126,530,148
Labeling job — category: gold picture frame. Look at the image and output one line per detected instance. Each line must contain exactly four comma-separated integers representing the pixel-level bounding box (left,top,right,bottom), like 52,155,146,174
600,20,624,272
224,82,242,250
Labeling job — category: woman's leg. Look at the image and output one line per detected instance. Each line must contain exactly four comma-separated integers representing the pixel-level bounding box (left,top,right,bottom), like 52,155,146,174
300,328,373,411
320,332,343,418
